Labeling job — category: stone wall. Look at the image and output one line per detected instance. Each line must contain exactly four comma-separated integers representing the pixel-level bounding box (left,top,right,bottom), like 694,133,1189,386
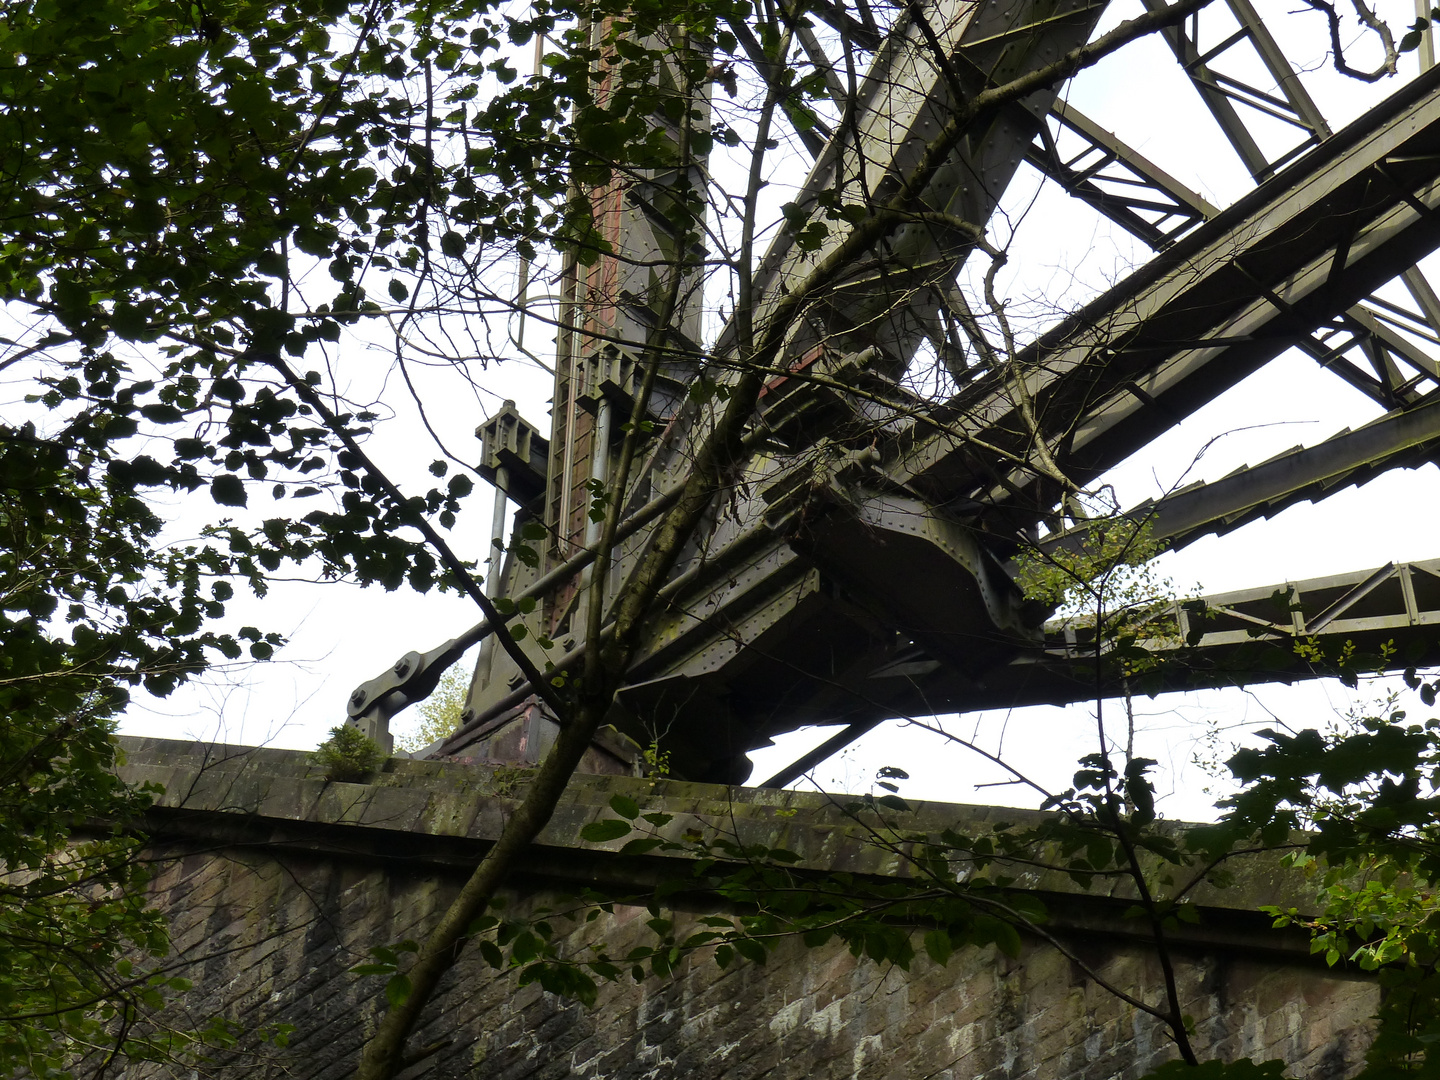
117,738,1377,1080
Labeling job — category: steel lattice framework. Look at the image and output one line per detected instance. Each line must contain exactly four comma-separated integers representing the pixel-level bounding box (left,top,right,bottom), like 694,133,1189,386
348,0,1440,784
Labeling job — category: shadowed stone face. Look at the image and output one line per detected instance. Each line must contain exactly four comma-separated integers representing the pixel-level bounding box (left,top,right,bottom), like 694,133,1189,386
118,737,1376,1080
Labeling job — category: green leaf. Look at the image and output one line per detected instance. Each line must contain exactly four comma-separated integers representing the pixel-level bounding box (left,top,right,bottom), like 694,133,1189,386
466,915,498,935
609,794,640,819
732,937,767,965
580,819,632,843
385,973,412,1006
992,920,1022,958
140,403,185,424
479,940,504,968
210,474,247,507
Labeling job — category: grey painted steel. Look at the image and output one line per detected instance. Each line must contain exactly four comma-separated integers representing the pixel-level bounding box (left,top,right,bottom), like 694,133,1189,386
889,62,1440,521
426,5,1440,784
703,0,1102,379
346,481,686,731
981,558,1440,712
1026,103,1440,411
735,66,1440,776
1143,0,1440,411
452,0,1111,778
1025,102,1219,250
758,558,1440,785
1041,395,1440,553
1144,0,1326,183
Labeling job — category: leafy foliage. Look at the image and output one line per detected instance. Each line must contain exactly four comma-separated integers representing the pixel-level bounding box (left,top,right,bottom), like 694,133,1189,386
2,0,777,1067
0,705,185,1076
2,0,610,1056
2,0,514,598
313,724,387,781
1014,516,1184,688
395,664,468,753
1218,705,1440,1074
0,417,249,1073
1400,7,1440,54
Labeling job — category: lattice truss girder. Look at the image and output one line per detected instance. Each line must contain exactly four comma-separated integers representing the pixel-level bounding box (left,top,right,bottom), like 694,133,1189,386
1028,0,1440,414
894,62,1440,526
425,0,1440,782
738,0,1440,421
1002,558,1440,713
757,557,1440,789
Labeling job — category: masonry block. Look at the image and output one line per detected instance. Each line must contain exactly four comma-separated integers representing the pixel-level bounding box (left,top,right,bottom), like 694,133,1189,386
118,739,1380,1080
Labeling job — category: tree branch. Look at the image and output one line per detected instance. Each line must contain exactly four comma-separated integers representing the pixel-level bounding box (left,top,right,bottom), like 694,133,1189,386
257,353,567,717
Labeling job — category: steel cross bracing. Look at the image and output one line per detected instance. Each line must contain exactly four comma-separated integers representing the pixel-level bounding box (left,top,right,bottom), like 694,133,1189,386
1030,0,1440,414
348,0,1440,783
895,63,1440,527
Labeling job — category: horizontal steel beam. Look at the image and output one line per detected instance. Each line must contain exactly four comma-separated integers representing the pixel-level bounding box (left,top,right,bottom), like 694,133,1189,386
844,557,1440,718
756,556,1440,785
978,557,1440,711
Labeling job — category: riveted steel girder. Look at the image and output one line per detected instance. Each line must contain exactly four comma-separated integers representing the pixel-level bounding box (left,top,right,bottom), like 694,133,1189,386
889,63,1440,524
972,558,1440,714
411,5,1440,784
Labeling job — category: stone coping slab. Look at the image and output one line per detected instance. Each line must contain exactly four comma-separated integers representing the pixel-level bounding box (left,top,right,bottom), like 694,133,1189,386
116,736,1321,949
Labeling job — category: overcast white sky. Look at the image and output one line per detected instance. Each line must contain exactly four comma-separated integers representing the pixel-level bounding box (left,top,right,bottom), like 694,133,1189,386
100,0,1440,822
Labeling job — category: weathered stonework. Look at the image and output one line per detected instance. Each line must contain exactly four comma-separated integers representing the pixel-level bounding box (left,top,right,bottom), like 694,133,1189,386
117,737,1377,1079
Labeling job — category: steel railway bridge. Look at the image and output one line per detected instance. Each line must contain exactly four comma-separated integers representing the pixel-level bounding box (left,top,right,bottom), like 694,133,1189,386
347,0,1440,785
